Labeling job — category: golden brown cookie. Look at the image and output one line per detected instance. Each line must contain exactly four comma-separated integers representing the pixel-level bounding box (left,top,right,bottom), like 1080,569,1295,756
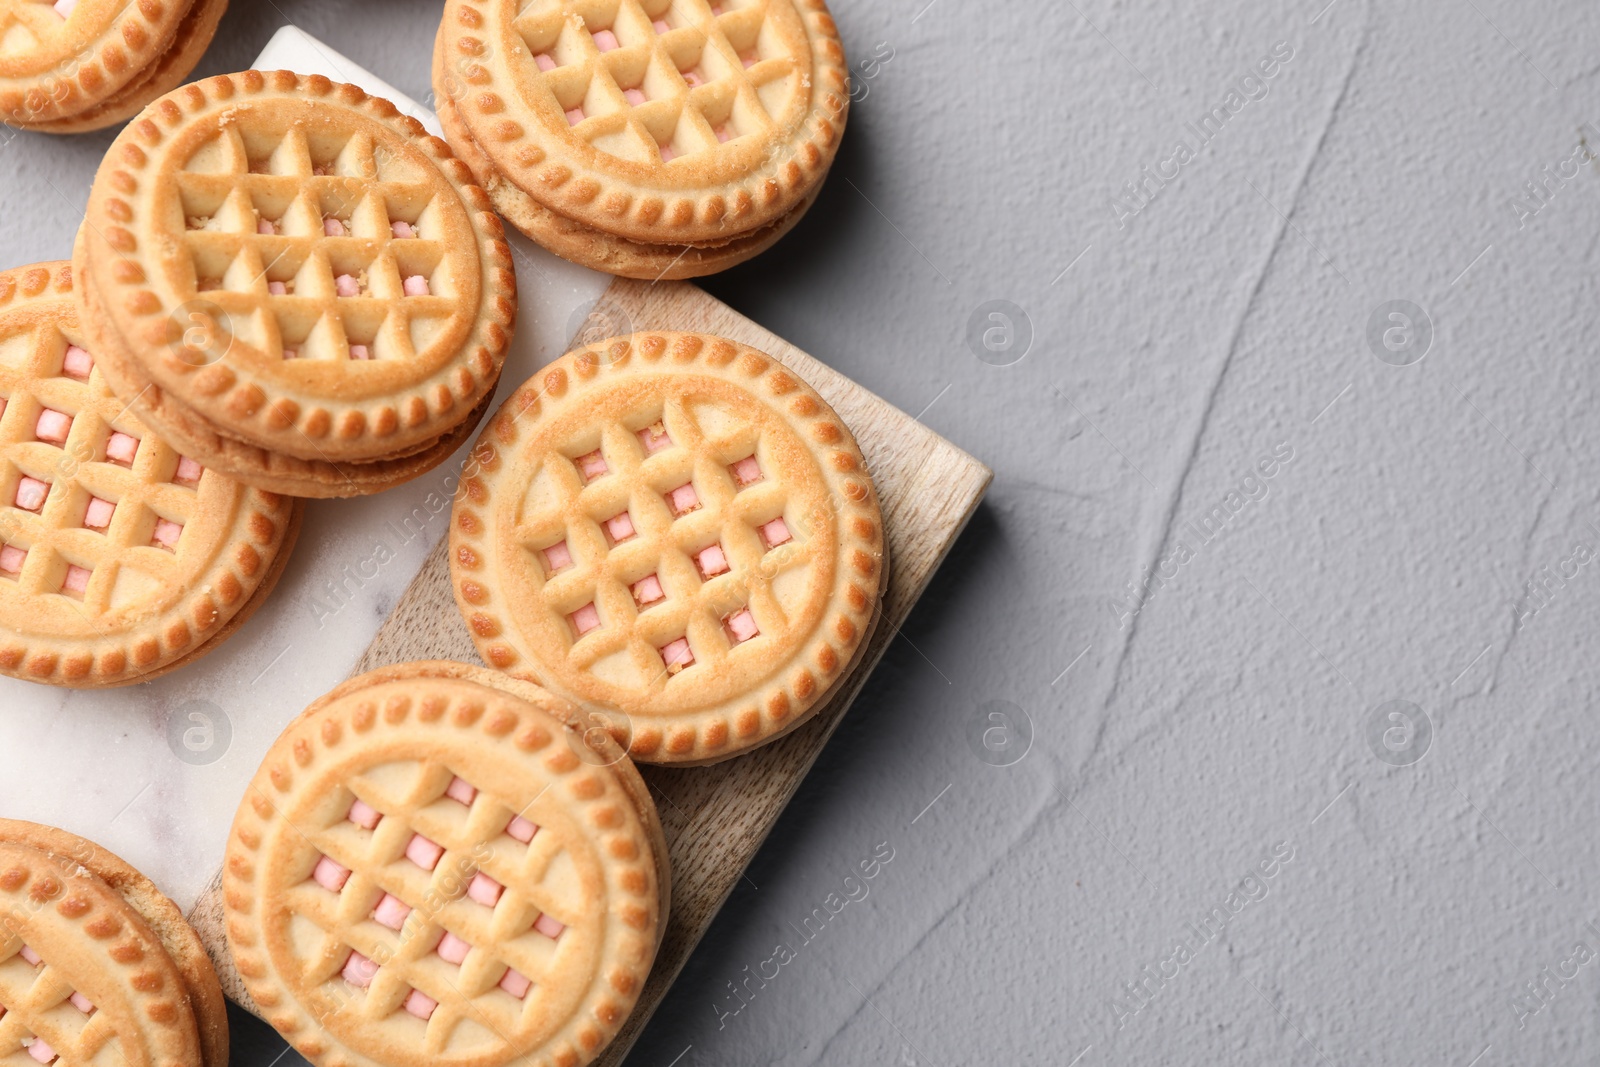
223,660,667,1067
0,261,302,688
74,71,518,498
450,332,886,764
0,0,228,133
433,0,848,278
0,820,229,1067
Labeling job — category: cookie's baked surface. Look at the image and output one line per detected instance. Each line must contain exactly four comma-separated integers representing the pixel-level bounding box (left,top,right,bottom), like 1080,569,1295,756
451,332,886,763
223,661,667,1067
0,262,300,687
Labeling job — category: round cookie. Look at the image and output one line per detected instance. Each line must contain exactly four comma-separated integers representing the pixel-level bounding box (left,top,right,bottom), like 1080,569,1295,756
223,660,668,1067
432,0,848,278
74,71,518,497
0,261,302,688
449,332,887,764
0,820,228,1067
0,0,228,133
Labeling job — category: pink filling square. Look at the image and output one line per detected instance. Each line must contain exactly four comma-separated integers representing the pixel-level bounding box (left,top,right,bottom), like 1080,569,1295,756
197,277,222,292
467,872,504,907
283,346,301,361
543,539,573,574
575,449,608,481
435,931,471,965
53,0,75,17
312,164,331,177
350,345,371,360
0,546,25,575
257,219,277,235
15,477,48,512
347,798,382,829
569,602,600,637
637,423,672,454
26,1040,54,1064
445,775,477,806
682,69,704,87
403,989,437,1020
62,345,92,379
83,497,114,530
760,517,791,549
403,275,430,297
152,519,182,549
659,143,676,162
323,217,347,237
741,51,758,68
390,220,416,238
566,106,586,126
534,53,557,72
499,967,532,998
506,814,539,843
335,274,360,297
715,123,733,143
695,543,728,580
18,946,40,966
534,913,565,939
106,431,139,466
725,607,758,645
34,409,70,444
623,88,647,106
593,29,619,51
405,834,444,871
632,573,664,608
660,636,694,673
372,893,411,931
174,457,203,485
61,563,90,598
342,950,377,988
731,456,761,486
312,855,350,892
604,511,635,543
652,18,670,32
69,992,93,1015
666,483,699,516
267,280,287,295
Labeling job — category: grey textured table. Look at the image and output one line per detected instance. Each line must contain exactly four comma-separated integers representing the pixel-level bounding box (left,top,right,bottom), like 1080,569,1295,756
7,1,1600,1064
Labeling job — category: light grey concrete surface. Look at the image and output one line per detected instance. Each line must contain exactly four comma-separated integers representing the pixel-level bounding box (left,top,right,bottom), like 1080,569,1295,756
6,0,1600,1064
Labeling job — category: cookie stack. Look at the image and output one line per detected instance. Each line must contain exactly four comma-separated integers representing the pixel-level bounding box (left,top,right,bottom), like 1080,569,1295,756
74,71,518,498
0,261,301,687
433,0,849,279
450,331,887,764
0,0,227,133
224,661,668,1067
0,819,229,1067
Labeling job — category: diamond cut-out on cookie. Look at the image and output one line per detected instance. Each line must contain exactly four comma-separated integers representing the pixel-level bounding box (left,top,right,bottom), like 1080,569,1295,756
445,775,477,805
467,871,504,908
499,967,532,998
34,408,70,445
569,602,600,638
760,517,791,549
82,497,114,531
724,607,759,645
574,448,608,482
61,345,92,380
347,798,382,829
14,476,48,513
543,539,574,575
632,573,664,609
666,483,699,517
342,950,377,988
311,855,350,892
405,833,444,871
694,543,729,580
506,814,539,843
534,913,565,939
603,510,635,545
372,893,411,931
0,545,25,577
636,422,672,455
730,455,761,486
659,636,694,674
436,931,471,965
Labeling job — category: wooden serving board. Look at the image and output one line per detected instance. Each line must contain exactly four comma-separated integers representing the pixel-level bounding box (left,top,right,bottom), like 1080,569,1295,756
188,278,991,1063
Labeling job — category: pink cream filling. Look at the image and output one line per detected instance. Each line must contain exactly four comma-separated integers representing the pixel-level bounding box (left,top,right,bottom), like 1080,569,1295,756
724,607,758,645
390,220,416,239
83,497,114,530
652,18,670,32
62,345,92,379
403,275,430,297
0,546,25,575
499,967,532,998
312,855,350,892
760,517,791,549
350,345,371,360
565,106,586,126
604,511,635,543
267,281,287,296
18,946,40,966
731,455,761,486
506,814,539,843
445,775,477,806
403,989,437,1020
323,218,347,237
335,274,360,297
342,950,377,988
534,53,557,72
405,833,443,871
435,931,471,965
174,457,203,485
282,347,300,361
623,88,647,106
575,448,608,480
569,602,600,637
637,422,672,454
69,992,93,1015
257,219,276,235
682,69,704,87
52,0,75,17
372,893,411,931
543,539,573,574
695,543,728,580
632,573,664,608
658,143,676,162
534,913,565,939
34,409,70,445
466,872,504,908
660,636,694,673
592,29,619,51
15,477,48,512
26,1040,55,1065
715,123,733,143
62,566,89,595
152,519,182,549
106,431,138,466
347,798,381,829
666,483,699,516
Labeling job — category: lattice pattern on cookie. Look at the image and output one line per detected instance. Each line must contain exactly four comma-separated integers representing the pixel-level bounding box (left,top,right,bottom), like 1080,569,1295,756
0,939,123,1067
169,123,468,365
518,394,804,690
0,325,205,607
280,763,590,1046
513,0,803,164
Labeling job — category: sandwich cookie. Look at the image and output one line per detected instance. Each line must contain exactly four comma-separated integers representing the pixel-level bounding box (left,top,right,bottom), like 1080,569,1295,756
433,0,848,278
450,332,886,764
0,262,300,688
0,818,229,1067
223,660,667,1067
75,71,518,498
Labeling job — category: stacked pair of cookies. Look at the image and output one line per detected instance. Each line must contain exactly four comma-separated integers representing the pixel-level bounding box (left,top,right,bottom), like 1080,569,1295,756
0,820,227,1067
433,0,850,279
0,0,227,133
